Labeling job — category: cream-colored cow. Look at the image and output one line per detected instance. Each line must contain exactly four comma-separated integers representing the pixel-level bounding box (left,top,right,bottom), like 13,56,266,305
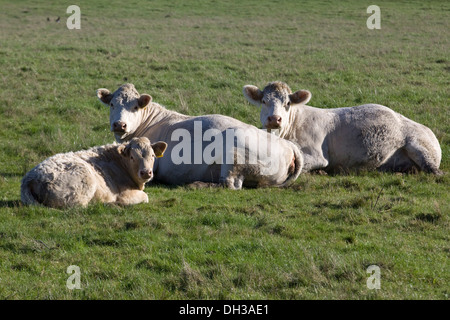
243,81,442,174
97,83,303,189
21,137,167,208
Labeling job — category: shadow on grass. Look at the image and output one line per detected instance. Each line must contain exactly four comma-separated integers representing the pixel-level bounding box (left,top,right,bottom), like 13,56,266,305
146,181,221,190
146,181,180,189
0,172,22,178
0,200,21,208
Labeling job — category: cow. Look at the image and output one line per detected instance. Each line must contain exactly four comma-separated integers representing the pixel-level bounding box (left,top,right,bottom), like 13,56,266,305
21,137,168,208
243,81,442,174
96,83,303,189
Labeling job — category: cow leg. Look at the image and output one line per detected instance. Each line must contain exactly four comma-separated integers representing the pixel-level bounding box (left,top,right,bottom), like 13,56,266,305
116,189,149,205
221,175,244,189
377,147,415,173
231,176,244,189
301,152,329,172
404,141,442,175
219,164,244,189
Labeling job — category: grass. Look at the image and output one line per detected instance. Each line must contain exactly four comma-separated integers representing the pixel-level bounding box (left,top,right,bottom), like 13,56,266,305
0,0,449,299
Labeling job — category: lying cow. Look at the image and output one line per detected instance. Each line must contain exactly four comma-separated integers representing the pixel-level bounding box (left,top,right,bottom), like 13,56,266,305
243,81,442,174
96,83,303,189
21,137,167,208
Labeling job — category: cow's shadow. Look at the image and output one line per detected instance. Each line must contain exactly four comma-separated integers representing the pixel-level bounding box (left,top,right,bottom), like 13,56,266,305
145,181,183,189
0,200,21,208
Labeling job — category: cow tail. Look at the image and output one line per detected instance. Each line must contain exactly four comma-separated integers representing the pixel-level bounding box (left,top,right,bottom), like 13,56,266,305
20,176,40,206
280,141,303,188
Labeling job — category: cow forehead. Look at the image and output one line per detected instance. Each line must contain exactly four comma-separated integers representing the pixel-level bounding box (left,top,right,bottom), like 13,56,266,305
131,148,151,159
112,84,140,106
129,139,153,157
263,90,286,102
262,82,292,102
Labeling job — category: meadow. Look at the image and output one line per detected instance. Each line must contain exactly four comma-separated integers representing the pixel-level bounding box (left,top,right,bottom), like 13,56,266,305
0,0,448,299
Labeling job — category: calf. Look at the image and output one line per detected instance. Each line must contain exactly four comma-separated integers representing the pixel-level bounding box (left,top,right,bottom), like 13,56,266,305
243,81,442,174
21,137,167,208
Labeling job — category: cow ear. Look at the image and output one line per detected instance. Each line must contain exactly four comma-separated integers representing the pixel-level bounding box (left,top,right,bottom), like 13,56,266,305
152,141,168,158
243,85,263,106
118,143,131,157
138,94,152,108
289,90,311,105
97,88,113,105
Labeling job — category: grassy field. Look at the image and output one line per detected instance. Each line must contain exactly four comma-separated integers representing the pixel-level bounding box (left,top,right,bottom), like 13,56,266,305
0,0,448,299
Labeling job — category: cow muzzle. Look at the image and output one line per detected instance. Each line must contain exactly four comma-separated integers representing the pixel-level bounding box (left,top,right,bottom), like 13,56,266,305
266,115,282,129
112,121,127,133
139,169,153,181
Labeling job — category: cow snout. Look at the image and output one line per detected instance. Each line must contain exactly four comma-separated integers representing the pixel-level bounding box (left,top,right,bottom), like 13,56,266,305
267,115,282,128
113,121,127,132
139,169,153,180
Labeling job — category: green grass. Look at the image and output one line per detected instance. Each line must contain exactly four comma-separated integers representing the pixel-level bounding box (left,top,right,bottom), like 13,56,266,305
0,0,448,299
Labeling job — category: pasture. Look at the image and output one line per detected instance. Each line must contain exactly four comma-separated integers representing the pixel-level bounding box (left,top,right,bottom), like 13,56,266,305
0,0,448,299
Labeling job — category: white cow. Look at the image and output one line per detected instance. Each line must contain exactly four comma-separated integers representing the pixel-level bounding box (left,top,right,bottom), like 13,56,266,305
21,137,167,208
96,83,303,189
243,81,442,174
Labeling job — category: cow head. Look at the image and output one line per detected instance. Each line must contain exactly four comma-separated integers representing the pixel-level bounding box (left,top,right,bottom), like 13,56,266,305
97,83,152,142
243,81,311,134
118,137,167,185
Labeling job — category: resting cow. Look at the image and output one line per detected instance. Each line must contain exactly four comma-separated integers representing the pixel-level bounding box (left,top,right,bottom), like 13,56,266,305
21,137,167,208
243,81,442,174
96,84,303,189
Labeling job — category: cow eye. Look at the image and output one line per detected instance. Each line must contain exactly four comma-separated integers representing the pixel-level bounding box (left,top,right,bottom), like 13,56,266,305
110,103,114,108
287,101,291,107
262,100,266,104
130,155,134,160
134,106,139,111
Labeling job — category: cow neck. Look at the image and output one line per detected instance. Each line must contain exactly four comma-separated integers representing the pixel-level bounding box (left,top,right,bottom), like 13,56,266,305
278,107,297,139
128,102,188,140
105,145,144,190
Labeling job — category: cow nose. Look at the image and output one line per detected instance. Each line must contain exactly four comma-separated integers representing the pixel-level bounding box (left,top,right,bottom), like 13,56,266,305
113,121,127,132
268,115,282,125
140,169,153,179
